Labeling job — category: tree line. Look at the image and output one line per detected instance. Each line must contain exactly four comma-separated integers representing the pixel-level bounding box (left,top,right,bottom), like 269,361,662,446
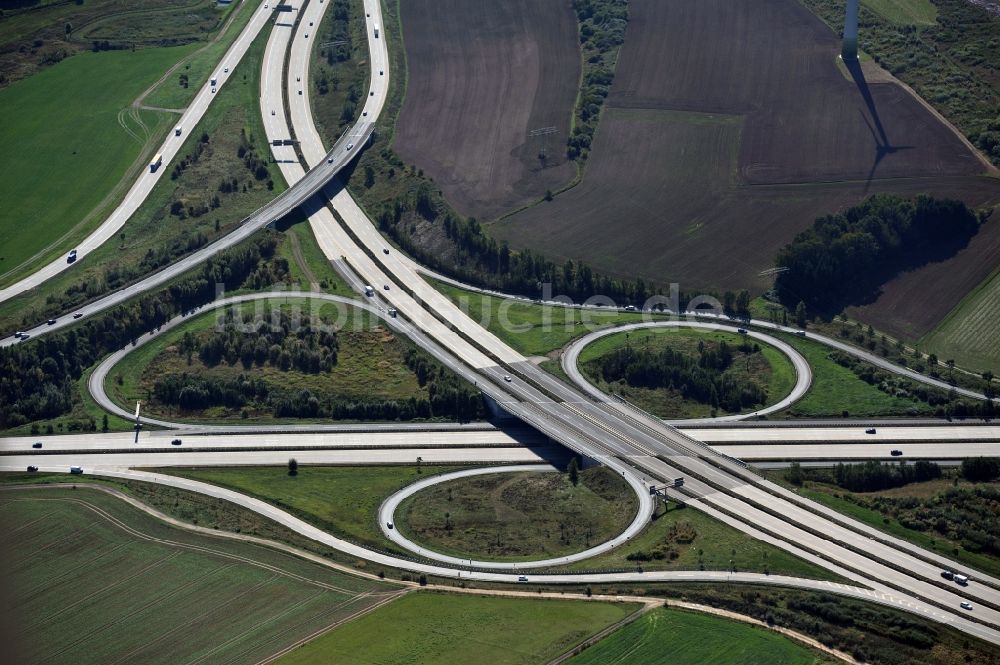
774,194,982,314
590,340,768,412
151,345,484,422
0,235,285,430
831,460,942,492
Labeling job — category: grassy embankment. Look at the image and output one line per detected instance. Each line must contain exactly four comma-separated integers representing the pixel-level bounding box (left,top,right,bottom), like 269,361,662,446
770,469,1000,578
3,485,392,665
577,328,796,419
397,467,638,561
568,606,831,665
276,591,640,665
308,0,370,149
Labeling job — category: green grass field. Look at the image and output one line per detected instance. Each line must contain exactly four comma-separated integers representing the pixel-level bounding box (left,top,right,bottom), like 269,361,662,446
3,485,394,665
558,502,841,581
920,268,1000,375
433,280,672,357
397,467,638,561
775,332,935,418
0,23,286,331
0,46,193,287
568,607,827,665
861,0,937,25
577,328,796,418
164,464,467,551
277,591,640,665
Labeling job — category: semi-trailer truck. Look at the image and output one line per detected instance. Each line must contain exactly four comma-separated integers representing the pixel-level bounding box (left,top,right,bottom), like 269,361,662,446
150,153,163,172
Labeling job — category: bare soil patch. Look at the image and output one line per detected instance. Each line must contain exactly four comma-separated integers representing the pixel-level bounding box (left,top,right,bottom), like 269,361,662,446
394,0,580,221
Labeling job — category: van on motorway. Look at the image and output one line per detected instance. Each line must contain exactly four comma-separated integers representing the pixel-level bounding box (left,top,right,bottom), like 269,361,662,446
517,576,528,583
954,574,970,585
175,126,182,136
364,285,375,297
70,466,83,475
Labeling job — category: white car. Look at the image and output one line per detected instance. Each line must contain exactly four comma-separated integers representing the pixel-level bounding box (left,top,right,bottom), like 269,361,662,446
224,67,229,73
504,375,512,382
211,87,216,93
346,143,354,150
961,601,974,610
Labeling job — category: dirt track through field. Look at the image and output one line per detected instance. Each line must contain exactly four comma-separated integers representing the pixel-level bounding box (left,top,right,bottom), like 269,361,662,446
394,0,580,220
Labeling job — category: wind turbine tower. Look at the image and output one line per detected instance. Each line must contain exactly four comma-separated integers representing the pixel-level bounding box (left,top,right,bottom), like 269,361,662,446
842,0,860,61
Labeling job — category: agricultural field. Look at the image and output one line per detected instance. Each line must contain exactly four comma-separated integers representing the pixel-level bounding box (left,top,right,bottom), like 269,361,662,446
577,328,796,419
490,0,1000,297
164,464,467,551
918,269,1000,374
397,467,638,561
568,607,829,665
0,24,287,332
276,591,640,665
2,485,396,665
0,46,191,288
394,0,580,221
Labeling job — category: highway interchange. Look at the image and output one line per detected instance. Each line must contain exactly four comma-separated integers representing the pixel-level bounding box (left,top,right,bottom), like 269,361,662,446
3,0,1000,647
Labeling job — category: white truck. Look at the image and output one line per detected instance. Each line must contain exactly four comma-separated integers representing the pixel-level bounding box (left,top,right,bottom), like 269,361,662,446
373,22,379,38
149,153,163,172
175,126,182,136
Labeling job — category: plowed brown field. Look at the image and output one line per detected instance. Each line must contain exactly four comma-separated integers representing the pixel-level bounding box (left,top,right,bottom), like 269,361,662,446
394,0,579,221
491,0,1000,335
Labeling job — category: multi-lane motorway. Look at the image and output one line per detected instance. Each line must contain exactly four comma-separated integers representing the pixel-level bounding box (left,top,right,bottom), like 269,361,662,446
4,0,1000,645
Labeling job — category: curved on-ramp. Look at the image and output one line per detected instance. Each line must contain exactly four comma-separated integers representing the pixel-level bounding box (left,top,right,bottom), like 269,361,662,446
561,321,812,424
377,464,654,570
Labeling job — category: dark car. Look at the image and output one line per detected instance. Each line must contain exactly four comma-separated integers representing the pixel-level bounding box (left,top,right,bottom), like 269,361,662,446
73,312,83,319
737,328,748,334
27,465,38,473
865,428,877,434
67,249,77,263
47,319,56,325
890,449,903,456
32,442,42,449
386,522,394,530
942,570,955,580
171,439,182,446
383,248,389,254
